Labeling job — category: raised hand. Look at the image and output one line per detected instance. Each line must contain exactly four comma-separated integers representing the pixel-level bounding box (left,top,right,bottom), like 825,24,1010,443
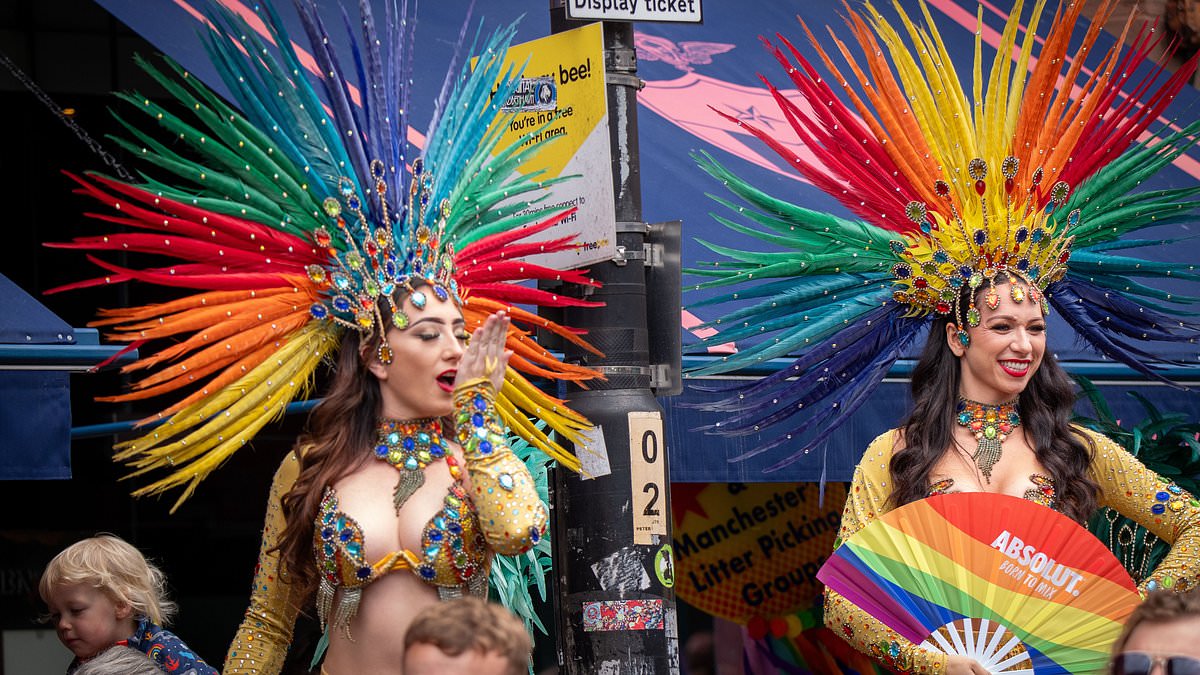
455,311,512,393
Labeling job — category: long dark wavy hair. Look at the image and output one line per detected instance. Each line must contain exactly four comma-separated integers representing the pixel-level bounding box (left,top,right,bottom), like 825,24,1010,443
276,328,381,603
888,282,1099,522
276,283,448,603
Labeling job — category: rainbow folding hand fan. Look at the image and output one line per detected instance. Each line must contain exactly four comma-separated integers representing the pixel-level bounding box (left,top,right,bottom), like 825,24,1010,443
818,493,1140,674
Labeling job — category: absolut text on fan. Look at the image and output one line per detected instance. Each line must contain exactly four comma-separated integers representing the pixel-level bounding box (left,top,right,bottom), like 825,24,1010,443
990,530,1085,599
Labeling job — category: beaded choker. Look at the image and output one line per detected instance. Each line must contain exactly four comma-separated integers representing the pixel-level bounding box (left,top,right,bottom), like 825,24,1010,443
954,397,1021,483
375,418,456,514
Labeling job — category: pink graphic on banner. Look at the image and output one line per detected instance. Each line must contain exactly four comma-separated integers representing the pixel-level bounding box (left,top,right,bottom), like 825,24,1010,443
636,33,735,72
639,71,819,185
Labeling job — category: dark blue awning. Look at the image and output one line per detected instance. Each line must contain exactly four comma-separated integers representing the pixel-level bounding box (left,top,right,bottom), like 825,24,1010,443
0,274,134,480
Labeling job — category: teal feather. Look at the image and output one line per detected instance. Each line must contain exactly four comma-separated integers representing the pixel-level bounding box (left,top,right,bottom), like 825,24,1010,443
1073,273,1200,305
139,57,323,221
694,276,886,332
689,294,893,376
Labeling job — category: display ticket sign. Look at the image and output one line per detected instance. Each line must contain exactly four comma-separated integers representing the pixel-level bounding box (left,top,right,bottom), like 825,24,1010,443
565,0,703,23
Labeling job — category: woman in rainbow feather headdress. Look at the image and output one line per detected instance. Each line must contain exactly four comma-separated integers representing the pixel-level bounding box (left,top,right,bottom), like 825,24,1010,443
46,1,605,674
685,0,1200,672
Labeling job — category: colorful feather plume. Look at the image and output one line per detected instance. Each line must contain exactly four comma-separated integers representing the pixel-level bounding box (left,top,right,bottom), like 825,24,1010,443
48,0,602,508
688,0,1200,467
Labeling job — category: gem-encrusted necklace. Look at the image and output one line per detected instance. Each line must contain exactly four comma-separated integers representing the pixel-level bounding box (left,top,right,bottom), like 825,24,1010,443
954,397,1020,483
375,418,454,514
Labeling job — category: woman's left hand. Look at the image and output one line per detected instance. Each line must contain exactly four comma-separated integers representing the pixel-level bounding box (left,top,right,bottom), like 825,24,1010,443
455,311,512,393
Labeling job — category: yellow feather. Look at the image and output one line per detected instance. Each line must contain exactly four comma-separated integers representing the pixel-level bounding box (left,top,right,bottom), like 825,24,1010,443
115,323,336,493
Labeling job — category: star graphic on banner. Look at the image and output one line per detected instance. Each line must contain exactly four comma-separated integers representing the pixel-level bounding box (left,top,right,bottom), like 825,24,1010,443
725,104,784,131
670,482,712,528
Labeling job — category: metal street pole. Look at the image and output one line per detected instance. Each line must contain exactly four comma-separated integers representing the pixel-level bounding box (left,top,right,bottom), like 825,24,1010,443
548,6,680,674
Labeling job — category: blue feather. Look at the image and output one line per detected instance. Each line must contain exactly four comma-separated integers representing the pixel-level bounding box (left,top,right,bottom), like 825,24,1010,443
1049,280,1193,385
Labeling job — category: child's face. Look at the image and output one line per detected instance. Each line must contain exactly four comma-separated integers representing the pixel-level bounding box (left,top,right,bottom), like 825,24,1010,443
46,582,134,660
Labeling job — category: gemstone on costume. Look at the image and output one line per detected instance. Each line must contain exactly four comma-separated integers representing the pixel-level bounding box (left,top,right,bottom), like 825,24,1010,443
411,291,427,309
310,303,329,320
904,201,928,224
322,198,341,218
314,227,333,247
306,265,328,284
1049,181,1070,203
1001,156,1019,179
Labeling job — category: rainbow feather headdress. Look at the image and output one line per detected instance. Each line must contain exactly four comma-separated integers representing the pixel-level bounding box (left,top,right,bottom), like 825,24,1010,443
48,1,603,508
688,0,1200,468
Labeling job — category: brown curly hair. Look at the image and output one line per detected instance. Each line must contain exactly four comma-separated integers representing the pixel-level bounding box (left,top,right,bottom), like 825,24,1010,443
404,597,531,675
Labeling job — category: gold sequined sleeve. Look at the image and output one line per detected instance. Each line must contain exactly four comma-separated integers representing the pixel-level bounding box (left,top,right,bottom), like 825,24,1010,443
823,431,947,675
1083,426,1200,594
453,377,548,556
224,451,304,675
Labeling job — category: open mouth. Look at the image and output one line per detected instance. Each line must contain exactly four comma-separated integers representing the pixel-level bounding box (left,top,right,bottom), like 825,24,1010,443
437,370,456,392
998,360,1030,377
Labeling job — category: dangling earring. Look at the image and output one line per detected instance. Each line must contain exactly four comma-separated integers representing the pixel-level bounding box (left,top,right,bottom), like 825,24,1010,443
377,340,394,365
956,329,970,349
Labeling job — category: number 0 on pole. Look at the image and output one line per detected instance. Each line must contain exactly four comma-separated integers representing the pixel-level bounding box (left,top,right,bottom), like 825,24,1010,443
629,411,667,544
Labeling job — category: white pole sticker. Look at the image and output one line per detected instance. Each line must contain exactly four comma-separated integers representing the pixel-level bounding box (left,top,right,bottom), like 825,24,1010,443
629,410,667,544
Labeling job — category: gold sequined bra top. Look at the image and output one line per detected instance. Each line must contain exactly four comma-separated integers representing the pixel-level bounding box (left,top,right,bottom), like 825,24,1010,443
313,474,491,602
